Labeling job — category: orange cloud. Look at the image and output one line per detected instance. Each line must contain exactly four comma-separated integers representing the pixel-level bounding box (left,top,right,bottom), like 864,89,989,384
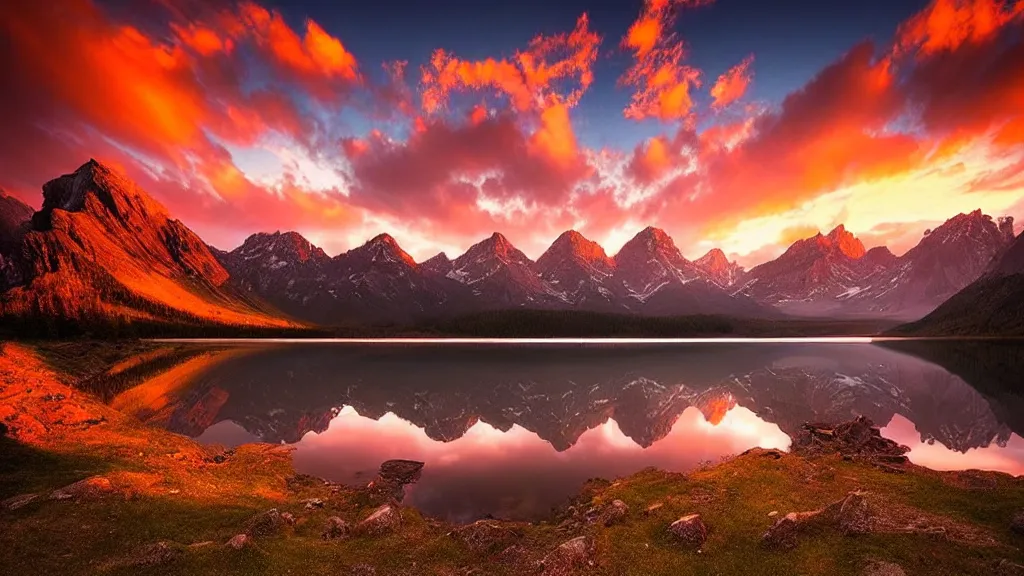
710,55,754,109
896,0,1023,57
619,0,713,121
420,14,600,114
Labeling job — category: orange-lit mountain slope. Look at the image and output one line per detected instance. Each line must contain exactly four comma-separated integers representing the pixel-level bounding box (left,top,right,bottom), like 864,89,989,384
0,160,296,330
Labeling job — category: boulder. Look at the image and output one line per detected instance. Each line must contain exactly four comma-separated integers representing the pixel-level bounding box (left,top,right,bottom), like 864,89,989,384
863,561,906,576
322,516,351,540
356,503,403,536
450,519,520,552
792,417,909,461
668,514,707,548
280,512,296,525
837,492,872,535
378,460,424,484
225,534,249,550
762,513,806,550
598,500,629,527
2,493,38,510
303,498,325,510
541,536,595,575
49,476,113,500
243,508,285,538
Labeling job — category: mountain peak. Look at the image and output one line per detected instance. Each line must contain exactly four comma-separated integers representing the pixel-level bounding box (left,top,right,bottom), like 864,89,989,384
538,229,613,273
235,231,327,264
825,224,866,259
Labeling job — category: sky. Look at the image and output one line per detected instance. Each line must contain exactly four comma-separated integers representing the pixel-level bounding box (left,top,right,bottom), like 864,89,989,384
0,0,1022,266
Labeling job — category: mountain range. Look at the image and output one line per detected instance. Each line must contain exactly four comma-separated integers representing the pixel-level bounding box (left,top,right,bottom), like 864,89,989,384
0,160,1019,333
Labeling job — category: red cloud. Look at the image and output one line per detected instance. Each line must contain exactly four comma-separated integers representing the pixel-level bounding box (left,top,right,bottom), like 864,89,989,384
710,55,754,109
619,0,713,121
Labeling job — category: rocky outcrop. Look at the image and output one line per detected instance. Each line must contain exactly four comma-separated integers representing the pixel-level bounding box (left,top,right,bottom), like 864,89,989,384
762,492,872,549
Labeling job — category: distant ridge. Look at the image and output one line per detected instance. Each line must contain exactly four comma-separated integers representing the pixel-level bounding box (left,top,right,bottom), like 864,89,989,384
0,161,1016,334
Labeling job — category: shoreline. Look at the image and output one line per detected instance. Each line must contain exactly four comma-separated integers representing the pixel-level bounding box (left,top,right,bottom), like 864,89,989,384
3,342,1024,575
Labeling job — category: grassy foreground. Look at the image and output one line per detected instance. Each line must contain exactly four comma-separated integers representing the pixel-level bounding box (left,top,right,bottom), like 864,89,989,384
2,343,1024,575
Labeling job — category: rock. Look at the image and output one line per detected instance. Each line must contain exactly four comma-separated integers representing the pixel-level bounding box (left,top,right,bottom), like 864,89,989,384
996,559,1024,576
450,520,520,552
280,512,295,525
122,541,181,567
762,513,804,550
741,447,784,459
768,511,778,518
644,503,664,515
668,514,707,548
837,492,872,535
49,476,113,500
540,536,595,575
243,508,285,538
1012,510,1024,535
322,516,352,540
303,498,324,510
863,561,906,576
378,459,424,484
2,493,38,510
598,500,629,526
187,541,214,549
225,534,249,550
763,492,872,549
792,417,909,460
356,503,403,536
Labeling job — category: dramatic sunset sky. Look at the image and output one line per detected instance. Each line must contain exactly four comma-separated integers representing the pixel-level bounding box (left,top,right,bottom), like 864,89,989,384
1,0,1022,265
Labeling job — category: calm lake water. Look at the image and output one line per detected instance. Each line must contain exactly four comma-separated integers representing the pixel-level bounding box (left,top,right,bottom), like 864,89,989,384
107,339,1024,523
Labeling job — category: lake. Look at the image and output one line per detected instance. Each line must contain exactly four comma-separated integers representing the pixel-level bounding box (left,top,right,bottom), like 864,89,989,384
101,339,1024,523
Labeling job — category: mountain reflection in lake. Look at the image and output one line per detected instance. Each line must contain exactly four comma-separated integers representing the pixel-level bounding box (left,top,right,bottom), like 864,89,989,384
105,341,1024,522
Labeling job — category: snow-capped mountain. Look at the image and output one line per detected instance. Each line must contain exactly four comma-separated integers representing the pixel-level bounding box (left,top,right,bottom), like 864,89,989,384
446,232,564,309
694,248,745,289
612,227,770,317
535,230,624,311
842,211,1016,318
740,215,1015,320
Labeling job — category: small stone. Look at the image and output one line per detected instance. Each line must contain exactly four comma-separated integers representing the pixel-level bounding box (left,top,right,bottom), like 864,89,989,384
1010,510,1024,535
598,500,629,527
303,498,324,510
644,503,663,515
768,511,778,518
49,476,113,500
225,534,249,550
322,516,351,540
668,514,707,548
280,512,295,525
356,503,403,536
243,508,284,538
2,493,38,510
863,561,907,576
541,536,595,575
